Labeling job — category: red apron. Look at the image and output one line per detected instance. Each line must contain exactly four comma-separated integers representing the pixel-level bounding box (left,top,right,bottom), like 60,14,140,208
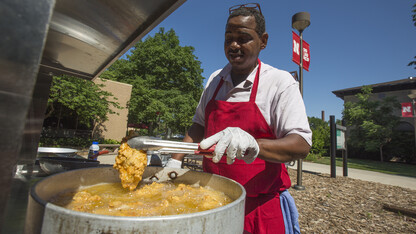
203,60,291,234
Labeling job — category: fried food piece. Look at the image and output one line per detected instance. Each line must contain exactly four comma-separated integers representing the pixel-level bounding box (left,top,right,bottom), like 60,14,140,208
113,142,147,190
67,191,102,212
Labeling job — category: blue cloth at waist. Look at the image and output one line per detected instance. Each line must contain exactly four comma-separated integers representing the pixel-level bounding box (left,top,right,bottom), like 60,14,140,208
280,190,301,234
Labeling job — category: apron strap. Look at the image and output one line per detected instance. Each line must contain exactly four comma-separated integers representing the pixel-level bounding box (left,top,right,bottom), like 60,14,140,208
211,78,225,101
249,58,261,103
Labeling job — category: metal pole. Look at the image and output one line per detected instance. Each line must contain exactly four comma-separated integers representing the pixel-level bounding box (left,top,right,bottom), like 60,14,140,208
413,99,416,159
342,120,348,177
293,30,305,190
342,149,348,176
298,31,304,95
330,115,336,178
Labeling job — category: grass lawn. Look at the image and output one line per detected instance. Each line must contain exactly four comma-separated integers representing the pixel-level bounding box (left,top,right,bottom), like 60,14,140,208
305,156,416,178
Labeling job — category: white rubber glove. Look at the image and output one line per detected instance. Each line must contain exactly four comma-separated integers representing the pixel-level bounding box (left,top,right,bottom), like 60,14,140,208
165,158,182,168
200,127,259,165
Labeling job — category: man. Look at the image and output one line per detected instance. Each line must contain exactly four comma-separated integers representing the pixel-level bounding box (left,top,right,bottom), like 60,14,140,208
167,3,312,233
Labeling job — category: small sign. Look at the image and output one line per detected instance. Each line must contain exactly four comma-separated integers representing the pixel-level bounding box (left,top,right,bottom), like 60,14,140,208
336,125,346,150
401,102,413,117
292,31,310,71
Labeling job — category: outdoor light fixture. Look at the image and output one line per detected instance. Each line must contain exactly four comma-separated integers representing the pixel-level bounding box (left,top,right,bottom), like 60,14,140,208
292,12,311,32
291,11,311,96
291,11,311,190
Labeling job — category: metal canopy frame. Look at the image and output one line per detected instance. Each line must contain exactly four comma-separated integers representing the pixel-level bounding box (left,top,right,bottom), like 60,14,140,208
41,0,186,80
0,0,186,231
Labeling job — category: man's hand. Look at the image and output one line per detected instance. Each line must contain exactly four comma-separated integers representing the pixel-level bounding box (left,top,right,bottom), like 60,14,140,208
200,127,259,164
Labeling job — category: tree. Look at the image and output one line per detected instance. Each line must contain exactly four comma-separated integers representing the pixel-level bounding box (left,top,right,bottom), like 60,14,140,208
46,75,121,138
342,86,400,161
308,117,330,156
408,4,416,69
101,28,204,136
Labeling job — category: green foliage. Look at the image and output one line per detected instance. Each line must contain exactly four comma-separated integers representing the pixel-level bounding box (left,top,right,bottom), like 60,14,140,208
101,28,204,135
39,137,120,148
39,137,91,148
305,153,322,161
343,86,401,160
46,75,122,137
409,56,416,69
384,131,415,163
100,139,121,145
308,117,330,156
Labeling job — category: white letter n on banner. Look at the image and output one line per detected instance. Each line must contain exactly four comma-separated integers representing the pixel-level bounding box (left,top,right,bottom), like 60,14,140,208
293,40,299,54
403,106,411,113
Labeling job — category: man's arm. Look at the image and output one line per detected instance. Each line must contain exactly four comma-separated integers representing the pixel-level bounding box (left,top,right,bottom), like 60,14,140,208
257,134,311,163
199,127,310,165
170,122,205,162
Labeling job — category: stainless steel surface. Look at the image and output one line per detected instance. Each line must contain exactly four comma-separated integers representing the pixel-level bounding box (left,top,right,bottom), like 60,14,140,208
19,72,54,165
41,0,187,80
127,136,199,154
26,167,246,234
0,0,56,228
38,157,100,175
37,147,78,154
3,176,45,234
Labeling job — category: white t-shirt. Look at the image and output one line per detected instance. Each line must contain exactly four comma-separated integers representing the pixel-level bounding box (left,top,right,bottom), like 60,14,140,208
193,61,312,146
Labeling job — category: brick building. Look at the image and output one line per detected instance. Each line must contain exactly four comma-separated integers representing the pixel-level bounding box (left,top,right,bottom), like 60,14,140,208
332,77,416,132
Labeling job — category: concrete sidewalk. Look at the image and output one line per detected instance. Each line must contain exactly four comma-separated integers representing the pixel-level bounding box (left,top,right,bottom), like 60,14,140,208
98,154,416,190
287,161,416,190
97,153,117,165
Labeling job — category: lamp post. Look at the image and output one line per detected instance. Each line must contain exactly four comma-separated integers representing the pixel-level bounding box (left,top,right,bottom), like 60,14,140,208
292,12,310,190
408,90,416,160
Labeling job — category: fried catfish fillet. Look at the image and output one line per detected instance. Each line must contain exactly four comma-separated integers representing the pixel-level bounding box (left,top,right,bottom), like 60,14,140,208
113,142,147,190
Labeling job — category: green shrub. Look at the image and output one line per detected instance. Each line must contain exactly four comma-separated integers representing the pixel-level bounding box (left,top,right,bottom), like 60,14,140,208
100,139,121,144
305,153,322,162
39,137,120,148
384,131,415,163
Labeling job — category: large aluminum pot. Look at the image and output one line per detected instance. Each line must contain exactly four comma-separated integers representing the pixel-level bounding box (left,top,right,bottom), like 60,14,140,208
25,166,246,234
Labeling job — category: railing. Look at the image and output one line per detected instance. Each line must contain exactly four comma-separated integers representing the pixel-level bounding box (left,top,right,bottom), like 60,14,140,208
182,155,203,171
41,128,92,138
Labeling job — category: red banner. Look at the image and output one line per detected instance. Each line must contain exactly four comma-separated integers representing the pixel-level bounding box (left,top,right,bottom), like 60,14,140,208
402,102,413,117
292,31,310,71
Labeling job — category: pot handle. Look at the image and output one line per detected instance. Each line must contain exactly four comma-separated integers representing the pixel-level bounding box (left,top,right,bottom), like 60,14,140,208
90,150,110,160
194,144,215,157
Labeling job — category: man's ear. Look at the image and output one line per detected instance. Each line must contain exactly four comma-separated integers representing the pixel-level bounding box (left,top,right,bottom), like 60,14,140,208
260,32,268,50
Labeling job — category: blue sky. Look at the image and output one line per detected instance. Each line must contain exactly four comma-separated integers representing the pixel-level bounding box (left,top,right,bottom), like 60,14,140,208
137,0,416,120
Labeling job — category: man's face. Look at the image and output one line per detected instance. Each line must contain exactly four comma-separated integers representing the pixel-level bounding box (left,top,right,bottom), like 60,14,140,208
224,15,268,75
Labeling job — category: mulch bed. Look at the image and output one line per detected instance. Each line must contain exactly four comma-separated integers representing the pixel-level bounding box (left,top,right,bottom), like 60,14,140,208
287,169,416,233
182,157,416,232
